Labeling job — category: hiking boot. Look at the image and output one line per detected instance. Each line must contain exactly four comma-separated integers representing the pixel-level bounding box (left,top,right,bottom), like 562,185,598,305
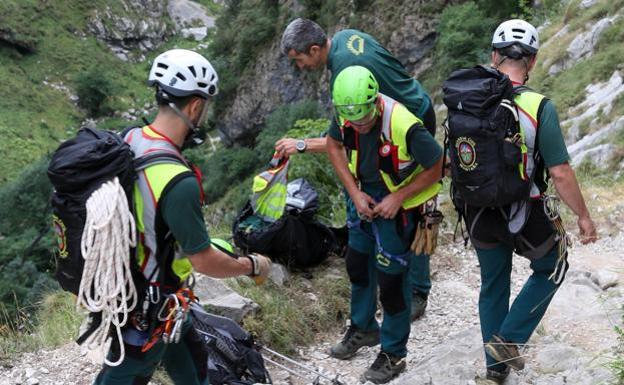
361,351,406,384
328,325,379,360
486,366,510,384
410,292,428,321
485,335,525,371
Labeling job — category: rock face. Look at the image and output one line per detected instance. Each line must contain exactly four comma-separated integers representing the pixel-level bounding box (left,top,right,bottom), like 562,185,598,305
167,0,215,41
216,2,439,144
548,16,616,76
87,1,172,61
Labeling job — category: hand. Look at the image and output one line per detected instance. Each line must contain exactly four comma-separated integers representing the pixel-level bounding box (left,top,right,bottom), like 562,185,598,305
373,192,404,219
578,216,597,244
275,138,299,157
247,253,272,285
353,191,376,220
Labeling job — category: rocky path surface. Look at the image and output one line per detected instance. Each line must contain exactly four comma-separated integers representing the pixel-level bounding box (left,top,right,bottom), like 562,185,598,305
1,230,622,385
280,231,624,385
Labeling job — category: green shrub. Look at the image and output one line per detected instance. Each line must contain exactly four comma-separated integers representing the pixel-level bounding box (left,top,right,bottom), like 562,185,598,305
74,66,119,117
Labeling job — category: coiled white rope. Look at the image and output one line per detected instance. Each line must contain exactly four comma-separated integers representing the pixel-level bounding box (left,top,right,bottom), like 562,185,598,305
77,177,138,366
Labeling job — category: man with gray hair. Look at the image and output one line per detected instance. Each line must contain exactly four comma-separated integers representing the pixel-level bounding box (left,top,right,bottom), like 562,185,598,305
274,16,437,345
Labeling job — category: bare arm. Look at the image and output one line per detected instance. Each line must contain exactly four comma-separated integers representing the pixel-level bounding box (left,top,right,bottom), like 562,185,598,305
326,136,375,218
549,162,597,244
187,246,252,278
373,156,443,219
275,137,328,157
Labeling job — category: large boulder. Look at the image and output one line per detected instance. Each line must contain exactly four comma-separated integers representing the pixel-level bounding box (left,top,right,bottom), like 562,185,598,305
87,1,172,61
193,276,259,323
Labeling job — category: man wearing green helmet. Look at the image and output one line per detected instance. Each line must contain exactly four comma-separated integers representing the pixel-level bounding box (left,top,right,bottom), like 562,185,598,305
326,65,443,383
277,17,437,322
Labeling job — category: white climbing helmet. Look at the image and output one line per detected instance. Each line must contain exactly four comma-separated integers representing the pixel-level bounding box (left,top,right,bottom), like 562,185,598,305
492,19,539,54
148,49,218,98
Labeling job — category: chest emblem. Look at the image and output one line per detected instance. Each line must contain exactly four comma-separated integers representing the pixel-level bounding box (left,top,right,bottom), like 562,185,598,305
379,143,392,157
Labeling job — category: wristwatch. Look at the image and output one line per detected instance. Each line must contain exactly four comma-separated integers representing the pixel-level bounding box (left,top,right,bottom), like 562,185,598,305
296,139,307,153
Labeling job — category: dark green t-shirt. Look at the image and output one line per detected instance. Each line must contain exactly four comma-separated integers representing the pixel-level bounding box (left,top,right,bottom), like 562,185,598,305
160,176,211,255
537,100,569,167
327,29,431,132
328,116,442,188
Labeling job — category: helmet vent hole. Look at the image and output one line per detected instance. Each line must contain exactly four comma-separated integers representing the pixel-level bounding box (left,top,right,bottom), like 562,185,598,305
176,72,186,81
198,82,207,88
157,63,168,69
188,66,197,77
512,28,526,33
202,67,207,77
210,74,215,81
208,85,217,95
155,73,163,78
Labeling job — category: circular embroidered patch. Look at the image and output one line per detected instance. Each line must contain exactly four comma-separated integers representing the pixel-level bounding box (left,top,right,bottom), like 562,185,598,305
456,137,478,171
379,143,391,157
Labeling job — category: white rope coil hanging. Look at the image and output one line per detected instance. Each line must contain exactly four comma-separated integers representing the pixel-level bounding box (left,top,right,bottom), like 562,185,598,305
76,177,137,366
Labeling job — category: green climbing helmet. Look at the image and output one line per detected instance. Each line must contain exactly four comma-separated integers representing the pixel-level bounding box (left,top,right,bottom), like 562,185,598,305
211,238,234,254
332,65,379,121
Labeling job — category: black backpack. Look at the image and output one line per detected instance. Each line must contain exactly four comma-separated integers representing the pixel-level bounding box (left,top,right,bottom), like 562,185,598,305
47,126,182,343
442,65,539,208
190,303,270,385
233,179,338,269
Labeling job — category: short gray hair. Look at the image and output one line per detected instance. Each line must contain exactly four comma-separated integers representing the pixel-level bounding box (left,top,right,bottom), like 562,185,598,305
280,18,327,55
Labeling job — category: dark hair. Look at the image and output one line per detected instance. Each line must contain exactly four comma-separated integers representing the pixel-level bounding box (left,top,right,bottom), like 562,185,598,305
494,43,535,60
280,18,327,55
155,87,197,109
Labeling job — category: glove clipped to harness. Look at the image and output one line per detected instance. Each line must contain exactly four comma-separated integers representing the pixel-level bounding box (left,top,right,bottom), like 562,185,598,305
411,209,444,256
246,253,272,285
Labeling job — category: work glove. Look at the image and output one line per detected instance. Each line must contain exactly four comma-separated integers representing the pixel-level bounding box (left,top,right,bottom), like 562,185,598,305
246,253,272,285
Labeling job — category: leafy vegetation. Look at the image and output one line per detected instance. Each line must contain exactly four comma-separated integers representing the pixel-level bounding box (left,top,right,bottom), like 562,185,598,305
75,66,120,117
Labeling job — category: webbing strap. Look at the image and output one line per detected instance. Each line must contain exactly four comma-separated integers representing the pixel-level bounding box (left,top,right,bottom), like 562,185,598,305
346,218,411,266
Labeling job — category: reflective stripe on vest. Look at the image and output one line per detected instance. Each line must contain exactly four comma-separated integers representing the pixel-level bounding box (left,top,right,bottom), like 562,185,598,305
514,91,546,198
341,94,441,210
126,126,194,284
251,155,288,222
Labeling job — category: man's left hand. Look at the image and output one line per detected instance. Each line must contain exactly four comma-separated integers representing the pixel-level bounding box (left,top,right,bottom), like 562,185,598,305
275,138,299,157
373,192,404,219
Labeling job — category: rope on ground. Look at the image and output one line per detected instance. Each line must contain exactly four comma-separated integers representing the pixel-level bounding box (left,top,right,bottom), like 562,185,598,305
76,177,138,367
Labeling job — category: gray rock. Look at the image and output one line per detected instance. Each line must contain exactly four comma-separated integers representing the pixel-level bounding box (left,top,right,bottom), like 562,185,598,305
580,0,598,9
181,27,208,41
591,269,619,290
567,117,624,158
567,17,615,61
26,378,39,385
535,344,584,373
268,263,290,286
87,1,172,59
193,276,259,323
562,71,624,142
167,0,215,29
571,143,617,168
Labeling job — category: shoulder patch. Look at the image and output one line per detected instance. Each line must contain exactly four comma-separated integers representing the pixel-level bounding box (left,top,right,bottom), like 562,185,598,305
346,34,365,55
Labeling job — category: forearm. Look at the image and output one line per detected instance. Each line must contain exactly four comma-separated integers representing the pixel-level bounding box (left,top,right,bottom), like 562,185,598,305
550,163,591,219
187,247,252,278
395,157,443,202
327,137,360,198
303,137,327,153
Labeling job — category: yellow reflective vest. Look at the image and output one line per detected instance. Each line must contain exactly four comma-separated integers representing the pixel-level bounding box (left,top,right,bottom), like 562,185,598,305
339,94,441,210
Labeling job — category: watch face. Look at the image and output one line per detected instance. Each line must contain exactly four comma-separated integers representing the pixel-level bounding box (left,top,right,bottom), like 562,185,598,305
296,140,306,151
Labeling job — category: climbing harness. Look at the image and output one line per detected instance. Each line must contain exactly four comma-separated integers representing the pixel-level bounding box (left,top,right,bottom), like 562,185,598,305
261,346,346,385
411,199,444,255
142,287,197,352
347,217,411,266
76,177,138,367
543,195,570,285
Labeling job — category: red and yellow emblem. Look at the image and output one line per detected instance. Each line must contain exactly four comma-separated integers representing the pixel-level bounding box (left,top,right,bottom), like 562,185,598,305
53,214,68,258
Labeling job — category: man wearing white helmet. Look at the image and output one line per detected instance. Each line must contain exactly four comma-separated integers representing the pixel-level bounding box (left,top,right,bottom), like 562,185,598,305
93,49,271,385
469,20,597,383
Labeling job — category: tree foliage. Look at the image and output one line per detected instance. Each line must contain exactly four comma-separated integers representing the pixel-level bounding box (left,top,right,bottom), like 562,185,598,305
74,66,119,117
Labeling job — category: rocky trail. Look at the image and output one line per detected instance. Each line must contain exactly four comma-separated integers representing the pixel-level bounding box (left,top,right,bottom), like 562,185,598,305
2,220,622,385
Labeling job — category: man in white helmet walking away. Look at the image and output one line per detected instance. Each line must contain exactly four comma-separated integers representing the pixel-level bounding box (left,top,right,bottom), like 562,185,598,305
446,20,597,384
93,48,271,385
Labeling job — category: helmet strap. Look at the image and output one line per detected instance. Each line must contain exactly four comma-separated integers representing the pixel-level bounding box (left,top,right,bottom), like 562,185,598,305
167,102,204,148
